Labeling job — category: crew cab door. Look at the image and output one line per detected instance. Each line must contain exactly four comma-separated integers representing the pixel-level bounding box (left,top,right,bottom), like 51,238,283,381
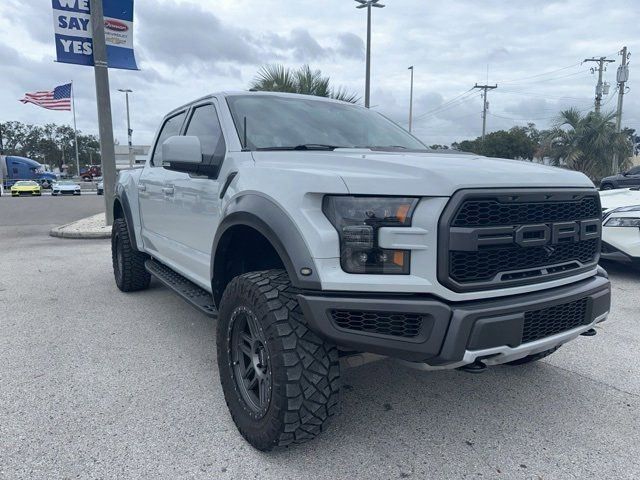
166,102,226,287
138,110,188,260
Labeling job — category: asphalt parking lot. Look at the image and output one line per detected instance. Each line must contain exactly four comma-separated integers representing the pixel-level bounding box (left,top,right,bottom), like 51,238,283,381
1,196,639,479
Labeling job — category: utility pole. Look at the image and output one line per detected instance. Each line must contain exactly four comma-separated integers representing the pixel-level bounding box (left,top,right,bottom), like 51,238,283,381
408,66,414,133
473,83,497,141
91,0,117,225
584,56,615,114
612,46,630,174
355,0,385,108
118,89,134,168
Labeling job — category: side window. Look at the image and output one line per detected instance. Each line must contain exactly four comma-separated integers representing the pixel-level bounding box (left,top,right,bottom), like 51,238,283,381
184,104,225,165
151,111,187,166
629,166,640,175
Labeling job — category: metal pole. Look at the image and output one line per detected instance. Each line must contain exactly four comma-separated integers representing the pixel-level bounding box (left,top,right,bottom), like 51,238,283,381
473,84,497,141
365,3,371,108
90,0,117,225
613,46,629,174
408,66,414,133
595,59,604,114
125,91,133,167
71,81,81,178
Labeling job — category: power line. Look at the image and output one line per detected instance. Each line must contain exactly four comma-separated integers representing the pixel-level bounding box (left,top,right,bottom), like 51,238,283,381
411,88,476,121
497,62,583,84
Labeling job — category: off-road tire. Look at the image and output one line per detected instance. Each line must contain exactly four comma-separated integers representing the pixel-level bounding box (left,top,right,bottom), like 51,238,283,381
505,346,559,365
217,270,340,451
111,217,150,292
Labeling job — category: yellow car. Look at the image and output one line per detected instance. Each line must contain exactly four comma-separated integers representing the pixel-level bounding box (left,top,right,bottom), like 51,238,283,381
11,180,42,197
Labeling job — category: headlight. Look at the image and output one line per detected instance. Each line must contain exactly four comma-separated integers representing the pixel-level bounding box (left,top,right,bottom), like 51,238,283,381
323,196,418,274
604,217,640,227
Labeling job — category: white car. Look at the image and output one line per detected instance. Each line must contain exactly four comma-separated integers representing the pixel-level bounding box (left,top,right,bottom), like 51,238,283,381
51,180,82,196
600,188,640,265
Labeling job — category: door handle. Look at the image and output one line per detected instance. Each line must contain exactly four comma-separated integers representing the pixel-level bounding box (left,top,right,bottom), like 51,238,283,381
137,184,146,192
162,186,174,195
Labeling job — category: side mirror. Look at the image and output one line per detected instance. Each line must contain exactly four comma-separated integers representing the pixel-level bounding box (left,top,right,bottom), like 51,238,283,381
162,136,202,165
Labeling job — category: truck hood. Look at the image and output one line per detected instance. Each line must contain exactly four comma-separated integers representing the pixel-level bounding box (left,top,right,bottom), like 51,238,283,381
251,150,595,196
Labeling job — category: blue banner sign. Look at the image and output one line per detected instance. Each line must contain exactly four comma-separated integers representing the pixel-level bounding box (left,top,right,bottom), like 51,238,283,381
52,0,138,70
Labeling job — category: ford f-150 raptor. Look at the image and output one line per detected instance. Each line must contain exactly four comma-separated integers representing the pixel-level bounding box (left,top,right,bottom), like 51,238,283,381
111,92,611,451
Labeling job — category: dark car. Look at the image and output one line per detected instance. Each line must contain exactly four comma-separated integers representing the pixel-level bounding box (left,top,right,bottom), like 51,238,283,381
600,165,640,190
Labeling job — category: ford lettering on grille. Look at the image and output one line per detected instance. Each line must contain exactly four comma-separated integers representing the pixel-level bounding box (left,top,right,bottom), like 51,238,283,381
449,219,602,252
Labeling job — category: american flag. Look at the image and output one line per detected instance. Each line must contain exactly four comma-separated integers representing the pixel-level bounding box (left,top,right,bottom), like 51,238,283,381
20,83,72,111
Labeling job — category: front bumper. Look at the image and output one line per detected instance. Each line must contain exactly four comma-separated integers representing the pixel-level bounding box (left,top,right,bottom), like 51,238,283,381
298,272,610,368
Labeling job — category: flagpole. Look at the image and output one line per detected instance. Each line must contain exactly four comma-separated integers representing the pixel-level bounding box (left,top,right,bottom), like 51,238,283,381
71,81,80,178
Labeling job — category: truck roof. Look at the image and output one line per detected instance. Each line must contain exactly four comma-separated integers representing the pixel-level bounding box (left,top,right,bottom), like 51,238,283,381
165,91,355,117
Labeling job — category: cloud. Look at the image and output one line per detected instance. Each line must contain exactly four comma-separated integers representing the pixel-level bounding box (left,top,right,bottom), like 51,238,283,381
336,33,364,59
0,0,638,147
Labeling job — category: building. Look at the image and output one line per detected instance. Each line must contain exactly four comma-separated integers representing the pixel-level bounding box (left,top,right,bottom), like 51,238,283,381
115,144,150,169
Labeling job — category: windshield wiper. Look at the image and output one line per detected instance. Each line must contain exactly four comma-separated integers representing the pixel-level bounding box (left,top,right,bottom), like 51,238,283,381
256,144,346,151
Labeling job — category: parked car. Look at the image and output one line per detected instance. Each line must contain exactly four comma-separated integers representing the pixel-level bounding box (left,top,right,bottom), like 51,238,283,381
600,187,640,265
600,165,640,190
52,180,82,196
111,91,610,451
11,180,42,197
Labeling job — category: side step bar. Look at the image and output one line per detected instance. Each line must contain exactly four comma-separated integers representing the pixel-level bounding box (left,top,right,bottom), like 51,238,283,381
145,259,218,318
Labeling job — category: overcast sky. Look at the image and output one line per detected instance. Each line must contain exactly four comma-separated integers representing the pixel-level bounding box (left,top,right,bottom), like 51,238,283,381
0,0,638,147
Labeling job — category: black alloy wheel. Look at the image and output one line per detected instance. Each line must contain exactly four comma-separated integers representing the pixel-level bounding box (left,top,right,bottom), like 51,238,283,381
229,306,272,417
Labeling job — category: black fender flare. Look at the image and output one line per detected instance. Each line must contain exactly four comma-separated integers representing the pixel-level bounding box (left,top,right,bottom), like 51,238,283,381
114,186,140,252
211,194,321,292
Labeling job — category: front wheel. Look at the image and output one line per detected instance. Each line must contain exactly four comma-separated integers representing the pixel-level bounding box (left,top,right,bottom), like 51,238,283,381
600,183,615,191
217,270,340,451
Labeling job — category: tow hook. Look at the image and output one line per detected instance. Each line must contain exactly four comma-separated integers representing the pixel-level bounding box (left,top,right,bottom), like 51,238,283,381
580,328,597,337
457,359,487,374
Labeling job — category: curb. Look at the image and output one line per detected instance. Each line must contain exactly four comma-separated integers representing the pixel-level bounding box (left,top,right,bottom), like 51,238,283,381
49,227,111,239
49,218,111,239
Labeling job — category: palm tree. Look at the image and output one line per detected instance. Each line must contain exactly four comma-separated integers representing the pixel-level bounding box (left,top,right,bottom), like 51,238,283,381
250,64,360,104
541,108,633,181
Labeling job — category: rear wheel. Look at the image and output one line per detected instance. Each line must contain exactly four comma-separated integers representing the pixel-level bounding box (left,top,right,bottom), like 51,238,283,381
217,270,340,451
111,217,151,292
505,346,559,365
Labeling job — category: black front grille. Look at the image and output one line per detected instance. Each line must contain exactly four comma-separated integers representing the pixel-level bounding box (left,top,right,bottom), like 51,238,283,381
450,239,599,283
522,298,589,343
440,190,602,291
453,197,600,227
331,310,423,338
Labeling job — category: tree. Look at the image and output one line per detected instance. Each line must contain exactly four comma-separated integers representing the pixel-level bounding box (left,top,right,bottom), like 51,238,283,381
452,125,540,160
0,121,100,175
540,109,633,181
250,64,360,103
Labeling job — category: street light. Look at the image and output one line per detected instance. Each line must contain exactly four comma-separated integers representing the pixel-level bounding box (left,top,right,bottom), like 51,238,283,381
408,66,414,133
117,88,134,167
355,0,385,108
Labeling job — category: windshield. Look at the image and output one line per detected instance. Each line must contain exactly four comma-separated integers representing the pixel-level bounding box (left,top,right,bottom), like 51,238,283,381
56,181,75,185
15,181,37,186
226,94,426,151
